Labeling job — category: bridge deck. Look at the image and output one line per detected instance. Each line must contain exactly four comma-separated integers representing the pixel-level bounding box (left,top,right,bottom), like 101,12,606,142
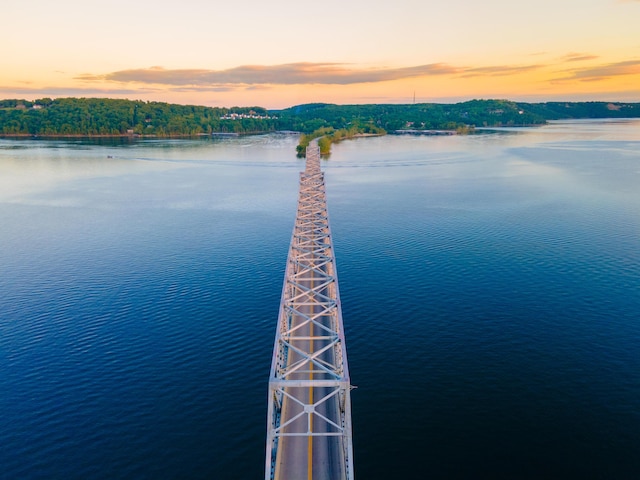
265,142,354,480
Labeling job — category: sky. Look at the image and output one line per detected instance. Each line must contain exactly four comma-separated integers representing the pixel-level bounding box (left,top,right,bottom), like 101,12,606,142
2,0,640,108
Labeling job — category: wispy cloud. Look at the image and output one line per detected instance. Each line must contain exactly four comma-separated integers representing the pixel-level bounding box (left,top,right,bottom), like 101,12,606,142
561,52,599,62
0,86,156,96
460,64,542,78
561,59,640,81
165,86,237,93
77,63,463,86
6,58,639,101
76,61,550,88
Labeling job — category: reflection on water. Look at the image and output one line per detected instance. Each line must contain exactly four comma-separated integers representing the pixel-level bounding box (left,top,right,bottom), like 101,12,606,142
0,134,303,211
1,120,639,479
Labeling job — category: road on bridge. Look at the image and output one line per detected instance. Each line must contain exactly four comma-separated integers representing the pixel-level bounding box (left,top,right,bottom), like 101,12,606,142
272,269,346,480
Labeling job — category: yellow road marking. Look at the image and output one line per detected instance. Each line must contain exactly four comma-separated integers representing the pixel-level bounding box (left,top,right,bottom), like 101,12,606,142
308,276,314,480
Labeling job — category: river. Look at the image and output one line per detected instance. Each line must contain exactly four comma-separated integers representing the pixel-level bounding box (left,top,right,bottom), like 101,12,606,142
1,120,639,479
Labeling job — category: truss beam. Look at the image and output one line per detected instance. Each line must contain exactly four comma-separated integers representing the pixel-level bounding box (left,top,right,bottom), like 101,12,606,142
265,141,354,480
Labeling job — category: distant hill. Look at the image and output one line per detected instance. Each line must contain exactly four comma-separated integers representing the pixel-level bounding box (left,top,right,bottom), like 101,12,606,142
0,98,277,136
273,100,640,133
1,97,639,137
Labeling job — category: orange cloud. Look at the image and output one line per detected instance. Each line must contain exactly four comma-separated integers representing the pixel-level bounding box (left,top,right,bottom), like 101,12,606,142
460,64,542,78
77,63,463,86
75,61,556,88
561,52,599,62
562,60,640,81
0,85,156,96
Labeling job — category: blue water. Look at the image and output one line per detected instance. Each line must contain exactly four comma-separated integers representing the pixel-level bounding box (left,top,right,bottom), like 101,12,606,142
1,121,639,479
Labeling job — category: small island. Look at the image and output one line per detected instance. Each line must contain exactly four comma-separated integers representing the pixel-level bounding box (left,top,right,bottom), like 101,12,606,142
296,125,386,157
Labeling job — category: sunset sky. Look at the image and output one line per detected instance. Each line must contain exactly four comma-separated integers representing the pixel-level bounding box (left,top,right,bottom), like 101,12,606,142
2,0,640,108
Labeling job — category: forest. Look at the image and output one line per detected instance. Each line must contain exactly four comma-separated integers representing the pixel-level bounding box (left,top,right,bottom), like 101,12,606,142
276,100,640,133
0,98,277,136
1,97,639,137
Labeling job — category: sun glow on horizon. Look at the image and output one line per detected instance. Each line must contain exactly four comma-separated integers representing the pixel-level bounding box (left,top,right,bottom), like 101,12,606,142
2,0,639,108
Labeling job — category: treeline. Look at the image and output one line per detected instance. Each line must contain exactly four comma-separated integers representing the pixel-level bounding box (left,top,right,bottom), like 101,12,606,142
276,100,541,132
0,98,278,136
2,97,639,137
512,101,640,121
274,100,640,133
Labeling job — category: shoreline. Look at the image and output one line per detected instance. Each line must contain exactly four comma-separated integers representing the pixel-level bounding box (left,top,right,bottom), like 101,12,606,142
0,131,299,140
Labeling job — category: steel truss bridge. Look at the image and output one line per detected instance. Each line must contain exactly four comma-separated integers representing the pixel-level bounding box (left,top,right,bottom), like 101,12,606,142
265,141,354,480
